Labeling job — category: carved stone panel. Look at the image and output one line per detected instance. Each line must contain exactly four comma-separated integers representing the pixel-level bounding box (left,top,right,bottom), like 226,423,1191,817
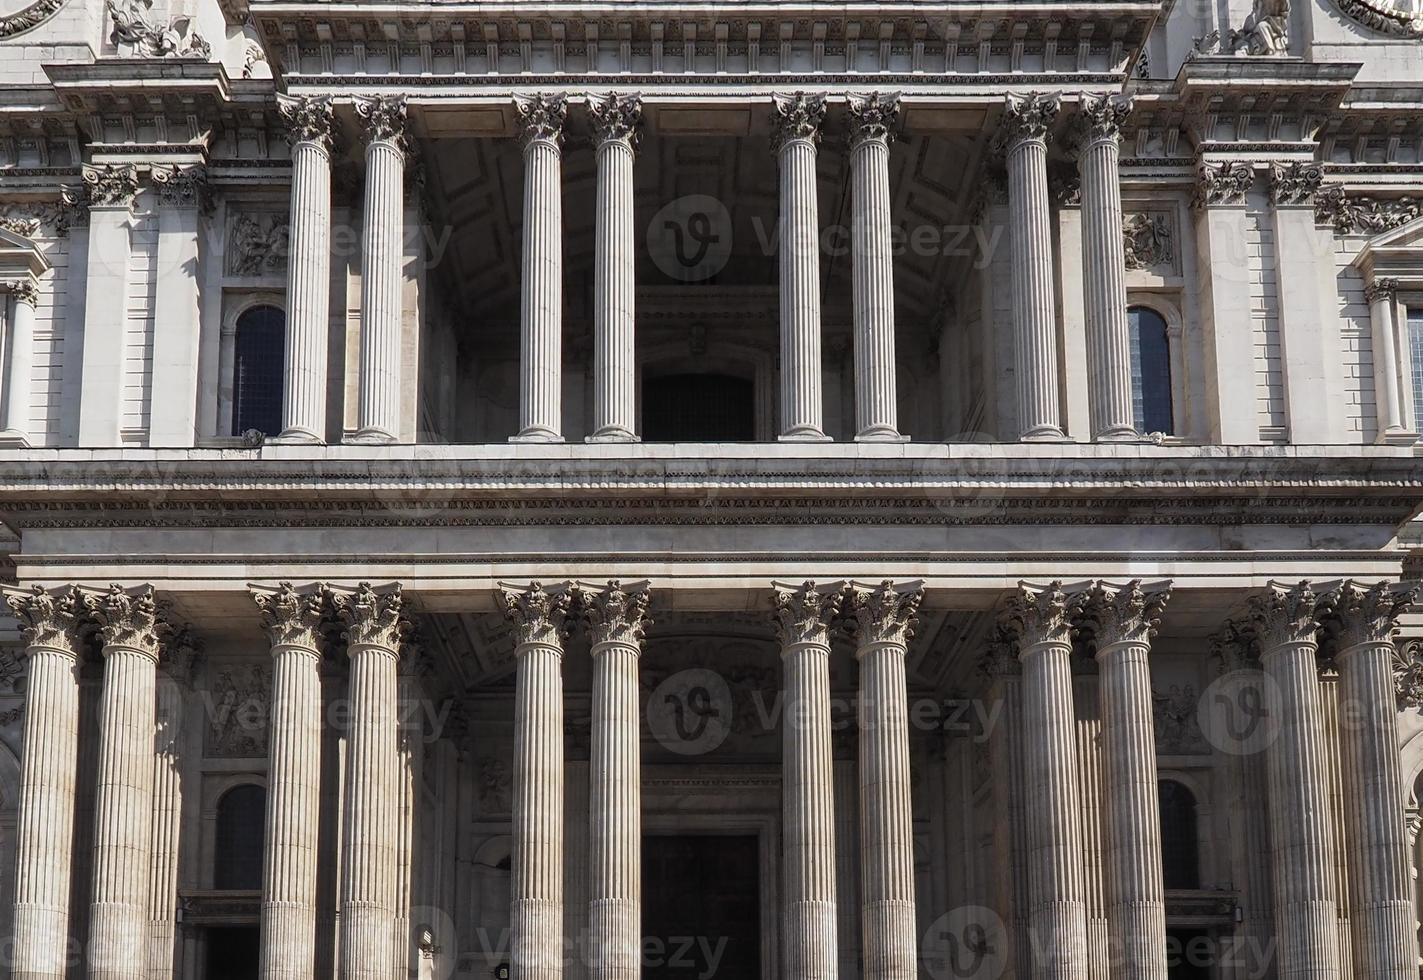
1123,210,1177,274
225,210,289,277
204,661,271,758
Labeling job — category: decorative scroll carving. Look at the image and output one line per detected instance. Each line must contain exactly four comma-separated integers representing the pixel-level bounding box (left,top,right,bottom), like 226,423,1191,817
1192,161,1254,210
1230,0,1291,55
329,582,410,652
1123,211,1176,271
354,94,408,147
1245,581,1320,651
225,211,289,277
1077,580,1172,650
85,583,171,658
771,580,842,647
276,95,336,150
205,661,270,757
3,584,89,656
1331,0,1423,38
1268,161,1324,206
0,213,40,238
512,93,568,149
840,579,923,648
252,582,327,651
1317,580,1419,650
1315,186,1423,234
575,580,652,647
1152,685,1211,754
0,0,67,38
81,164,139,208
846,92,901,148
999,581,1085,652
152,164,211,212
1395,640,1423,709
587,92,643,147
496,582,573,649
770,92,826,151
997,92,1060,149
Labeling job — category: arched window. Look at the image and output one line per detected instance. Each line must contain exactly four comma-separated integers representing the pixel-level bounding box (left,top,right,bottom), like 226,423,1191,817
1128,306,1174,436
231,305,286,437
214,784,266,890
1159,779,1200,889
642,373,756,441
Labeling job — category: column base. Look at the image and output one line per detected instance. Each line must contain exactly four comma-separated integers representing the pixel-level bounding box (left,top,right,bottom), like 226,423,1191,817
511,428,564,444
345,428,397,445
779,427,833,443
586,427,639,443
855,426,908,443
267,427,325,445
1377,427,1420,447
0,429,31,448
1094,426,1145,444
1020,425,1069,443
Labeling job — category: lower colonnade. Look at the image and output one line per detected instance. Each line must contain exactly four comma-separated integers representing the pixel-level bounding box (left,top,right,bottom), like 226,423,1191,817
0,576,1415,980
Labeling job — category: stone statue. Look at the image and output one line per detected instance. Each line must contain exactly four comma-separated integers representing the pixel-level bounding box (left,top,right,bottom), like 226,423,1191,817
1232,0,1291,55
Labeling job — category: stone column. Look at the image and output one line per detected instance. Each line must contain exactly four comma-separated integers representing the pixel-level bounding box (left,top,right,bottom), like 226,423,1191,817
846,93,903,442
0,279,38,446
274,96,335,444
1318,581,1421,980
981,636,1033,980
586,94,642,443
85,585,170,980
1000,93,1066,442
772,93,830,442
3,586,88,980
352,95,408,444
1078,581,1171,980
773,581,843,979
1364,279,1414,443
1074,94,1138,442
576,581,652,980
498,584,573,980
999,581,1089,980
147,631,200,980
512,94,568,443
842,580,923,980
329,583,409,980
1247,582,1341,980
252,583,328,980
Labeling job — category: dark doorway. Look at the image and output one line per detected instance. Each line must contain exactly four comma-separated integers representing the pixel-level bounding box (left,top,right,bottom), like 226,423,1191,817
642,834,761,979
1166,928,1213,980
205,926,260,980
642,373,755,442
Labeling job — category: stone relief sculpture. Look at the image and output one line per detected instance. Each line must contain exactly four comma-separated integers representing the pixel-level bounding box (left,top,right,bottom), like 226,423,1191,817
106,0,209,58
1231,0,1291,55
1123,212,1175,271
225,211,290,276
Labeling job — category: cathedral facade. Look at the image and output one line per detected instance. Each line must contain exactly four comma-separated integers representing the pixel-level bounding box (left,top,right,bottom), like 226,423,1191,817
0,0,1421,978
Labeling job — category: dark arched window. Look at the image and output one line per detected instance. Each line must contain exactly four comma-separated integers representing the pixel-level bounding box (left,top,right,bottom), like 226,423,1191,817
1159,779,1200,889
214,784,266,890
232,305,286,437
1128,306,1174,436
642,373,755,441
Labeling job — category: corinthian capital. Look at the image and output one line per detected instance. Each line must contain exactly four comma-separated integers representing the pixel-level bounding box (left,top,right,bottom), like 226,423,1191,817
587,92,643,147
355,94,409,147
770,92,827,152
513,93,568,149
1365,277,1400,305
846,92,900,149
1268,161,1324,207
1192,161,1254,210
771,580,843,648
999,580,1086,654
152,164,212,212
329,582,410,652
1246,581,1320,652
252,582,327,652
3,584,89,657
3,278,38,308
575,580,651,648
278,94,336,150
81,164,139,209
497,582,574,650
1317,580,1419,650
85,584,171,659
1078,580,1171,653
841,579,923,649
999,92,1061,149
1075,92,1133,145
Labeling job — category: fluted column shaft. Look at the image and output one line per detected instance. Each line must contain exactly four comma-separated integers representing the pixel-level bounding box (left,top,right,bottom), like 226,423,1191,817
774,583,841,979
3,282,37,442
844,581,921,980
276,97,334,444
500,585,571,980
5,587,86,980
1366,282,1409,440
253,585,326,980
1251,585,1341,980
146,660,191,980
1003,95,1066,442
1076,95,1137,441
773,94,829,442
579,582,650,980
847,95,901,442
514,95,567,443
588,95,640,443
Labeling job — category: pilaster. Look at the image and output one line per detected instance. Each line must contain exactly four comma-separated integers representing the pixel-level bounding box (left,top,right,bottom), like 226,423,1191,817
76,165,139,447
149,165,210,448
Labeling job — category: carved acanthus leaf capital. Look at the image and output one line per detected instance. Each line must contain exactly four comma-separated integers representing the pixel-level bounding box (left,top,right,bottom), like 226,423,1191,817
1317,580,1418,651
3,585,89,657
85,584,171,659
846,92,900,149
1075,92,1134,146
1268,161,1324,207
977,625,1022,679
355,94,409,148
1394,640,1423,709
841,580,923,650
329,582,410,652
771,580,842,648
82,164,139,209
497,582,574,650
152,164,212,212
1246,581,1320,652
164,623,203,680
770,92,827,152
513,93,568,149
252,581,327,652
1365,277,1401,305
998,92,1061,150
3,278,38,308
575,580,652,648
1078,580,1171,653
277,94,336,150
999,581,1086,654
1192,161,1255,210
587,92,643,148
